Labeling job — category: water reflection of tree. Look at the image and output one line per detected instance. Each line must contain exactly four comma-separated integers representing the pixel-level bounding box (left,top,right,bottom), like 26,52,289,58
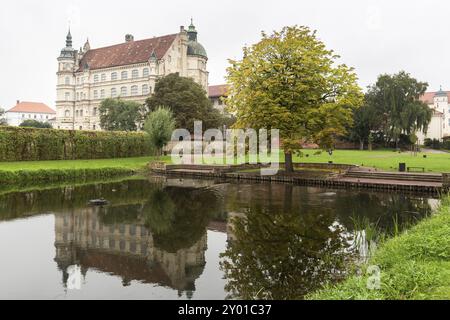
152,187,223,253
220,204,352,300
332,191,433,234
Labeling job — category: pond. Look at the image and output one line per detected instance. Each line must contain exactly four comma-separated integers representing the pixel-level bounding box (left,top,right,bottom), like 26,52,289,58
0,177,437,300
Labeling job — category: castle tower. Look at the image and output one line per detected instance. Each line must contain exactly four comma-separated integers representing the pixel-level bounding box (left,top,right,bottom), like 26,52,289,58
186,20,209,90
55,30,77,129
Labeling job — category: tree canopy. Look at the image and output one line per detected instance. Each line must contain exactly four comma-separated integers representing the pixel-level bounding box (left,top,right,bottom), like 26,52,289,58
344,72,433,150
365,71,432,148
19,119,52,128
145,73,230,131
99,98,145,131
225,26,363,172
144,107,176,157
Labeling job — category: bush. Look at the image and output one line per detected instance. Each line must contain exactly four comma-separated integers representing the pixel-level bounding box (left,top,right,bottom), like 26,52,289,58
0,126,151,161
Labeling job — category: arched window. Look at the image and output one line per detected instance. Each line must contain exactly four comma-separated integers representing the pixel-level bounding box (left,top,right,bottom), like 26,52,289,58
111,72,118,81
143,68,149,77
76,110,79,117
131,85,138,96
65,77,70,85
65,92,70,101
80,110,83,117
120,86,127,96
93,107,97,116
132,69,139,79
94,75,99,83
111,88,117,97
121,71,128,80
93,90,98,99
65,110,70,117
142,84,149,95
100,89,105,98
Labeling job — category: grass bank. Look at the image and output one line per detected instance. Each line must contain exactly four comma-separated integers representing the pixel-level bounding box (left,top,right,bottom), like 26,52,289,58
308,196,450,300
0,156,171,185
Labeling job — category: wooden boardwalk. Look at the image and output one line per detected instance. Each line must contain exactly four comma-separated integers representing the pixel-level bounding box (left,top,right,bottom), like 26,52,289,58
151,164,445,194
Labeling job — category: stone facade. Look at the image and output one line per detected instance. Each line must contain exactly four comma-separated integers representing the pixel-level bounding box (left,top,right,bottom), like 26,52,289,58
55,22,208,131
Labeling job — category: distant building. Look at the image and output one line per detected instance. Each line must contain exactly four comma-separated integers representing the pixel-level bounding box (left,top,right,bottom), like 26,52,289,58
55,20,209,131
4,101,56,127
208,84,229,114
417,88,449,143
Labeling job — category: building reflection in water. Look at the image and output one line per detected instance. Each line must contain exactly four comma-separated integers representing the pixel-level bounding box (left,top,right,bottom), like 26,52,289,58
52,178,225,297
54,207,207,294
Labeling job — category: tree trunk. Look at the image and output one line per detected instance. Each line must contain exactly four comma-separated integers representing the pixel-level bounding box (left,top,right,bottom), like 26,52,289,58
285,152,294,173
359,140,364,151
368,142,373,151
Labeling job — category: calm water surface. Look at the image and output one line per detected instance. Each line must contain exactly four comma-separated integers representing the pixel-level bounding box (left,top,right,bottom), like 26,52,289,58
0,177,436,299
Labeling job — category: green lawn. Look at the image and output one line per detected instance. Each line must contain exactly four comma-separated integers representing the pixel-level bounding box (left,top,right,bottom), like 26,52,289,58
0,156,171,172
290,149,450,173
1,149,450,173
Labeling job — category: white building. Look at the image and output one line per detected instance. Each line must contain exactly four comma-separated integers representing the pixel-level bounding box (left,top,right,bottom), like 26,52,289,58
4,101,56,127
417,89,449,143
55,21,209,131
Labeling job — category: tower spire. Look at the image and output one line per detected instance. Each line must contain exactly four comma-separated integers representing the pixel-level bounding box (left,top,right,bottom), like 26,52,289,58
187,18,197,42
66,28,73,48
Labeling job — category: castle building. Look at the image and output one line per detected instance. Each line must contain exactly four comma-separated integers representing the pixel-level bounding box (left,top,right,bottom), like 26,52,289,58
417,88,449,143
55,21,208,131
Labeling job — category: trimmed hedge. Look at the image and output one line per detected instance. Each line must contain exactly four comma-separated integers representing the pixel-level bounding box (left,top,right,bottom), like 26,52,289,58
0,168,135,185
0,126,152,161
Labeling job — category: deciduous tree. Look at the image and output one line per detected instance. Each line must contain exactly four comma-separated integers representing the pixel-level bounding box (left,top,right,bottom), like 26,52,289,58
226,26,362,172
99,98,144,131
145,73,231,131
144,107,175,157
366,71,432,148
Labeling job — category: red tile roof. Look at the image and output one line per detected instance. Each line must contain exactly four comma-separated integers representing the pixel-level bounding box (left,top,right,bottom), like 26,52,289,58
208,84,229,98
420,91,450,104
77,34,178,72
7,102,55,114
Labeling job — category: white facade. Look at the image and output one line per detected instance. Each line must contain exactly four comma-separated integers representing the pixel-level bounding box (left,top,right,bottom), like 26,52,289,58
417,90,449,143
55,22,209,131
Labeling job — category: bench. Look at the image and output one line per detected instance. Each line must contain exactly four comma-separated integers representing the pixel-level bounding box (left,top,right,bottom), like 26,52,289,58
407,167,425,173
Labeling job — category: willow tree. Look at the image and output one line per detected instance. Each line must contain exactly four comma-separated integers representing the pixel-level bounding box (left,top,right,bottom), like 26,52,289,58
226,26,363,172
366,72,432,148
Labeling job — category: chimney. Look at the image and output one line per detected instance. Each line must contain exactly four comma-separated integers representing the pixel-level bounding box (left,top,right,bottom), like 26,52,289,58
125,34,134,42
16,100,20,105
180,26,185,32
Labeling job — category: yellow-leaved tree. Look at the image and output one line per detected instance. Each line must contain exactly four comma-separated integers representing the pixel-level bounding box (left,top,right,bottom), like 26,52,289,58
226,26,363,172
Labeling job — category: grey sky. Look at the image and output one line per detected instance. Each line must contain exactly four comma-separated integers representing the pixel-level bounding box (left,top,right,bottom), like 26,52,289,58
0,0,448,110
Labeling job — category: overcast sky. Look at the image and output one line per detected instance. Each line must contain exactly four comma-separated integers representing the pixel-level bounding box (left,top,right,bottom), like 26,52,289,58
0,0,448,110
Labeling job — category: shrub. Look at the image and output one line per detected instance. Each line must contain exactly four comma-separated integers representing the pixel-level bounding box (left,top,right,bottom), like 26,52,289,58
0,126,151,161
